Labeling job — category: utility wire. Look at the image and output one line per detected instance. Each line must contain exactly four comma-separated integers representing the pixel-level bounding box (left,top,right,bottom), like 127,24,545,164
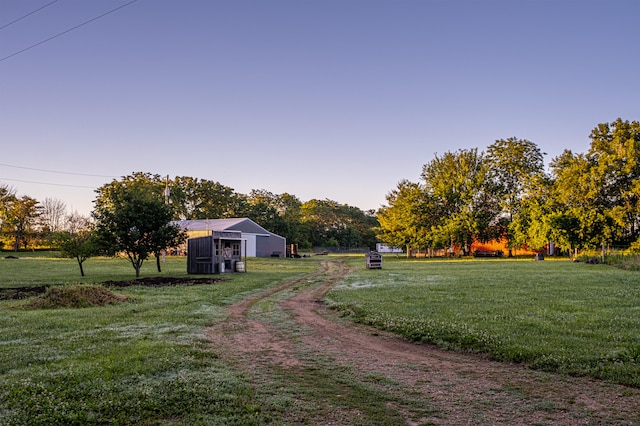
0,163,115,178
0,177,97,189
0,0,141,63
0,0,60,31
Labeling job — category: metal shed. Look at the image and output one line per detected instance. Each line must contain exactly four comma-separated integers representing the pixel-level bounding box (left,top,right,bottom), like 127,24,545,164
174,218,286,258
187,230,246,274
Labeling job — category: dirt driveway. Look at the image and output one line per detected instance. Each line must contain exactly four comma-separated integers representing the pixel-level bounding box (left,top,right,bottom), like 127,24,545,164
208,260,640,425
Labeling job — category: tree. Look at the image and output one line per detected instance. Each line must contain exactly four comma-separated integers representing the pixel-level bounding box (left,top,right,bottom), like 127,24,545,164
486,137,546,255
300,199,377,249
377,180,433,257
509,172,566,252
169,176,239,220
549,150,603,253
300,199,343,247
0,184,17,249
587,118,640,246
65,210,94,234
343,207,378,250
2,195,42,251
40,197,67,249
240,190,291,241
40,197,67,233
57,215,99,276
421,149,499,254
93,174,186,277
273,192,304,245
0,184,16,215
150,220,187,273
242,190,304,244
548,119,640,253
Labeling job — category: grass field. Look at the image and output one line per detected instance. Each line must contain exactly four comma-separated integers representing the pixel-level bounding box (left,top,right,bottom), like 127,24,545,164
327,256,640,387
0,253,318,425
1,252,639,424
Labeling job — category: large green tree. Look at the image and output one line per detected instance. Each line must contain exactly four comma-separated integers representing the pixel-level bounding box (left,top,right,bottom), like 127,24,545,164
421,148,499,254
169,176,240,220
549,150,603,251
509,172,569,252
587,118,640,246
2,195,41,251
241,190,292,242
549,119,640,252
300,199,377,249
377,180,433,257
485,137,546,255
272,192,304,244
93,174,186,277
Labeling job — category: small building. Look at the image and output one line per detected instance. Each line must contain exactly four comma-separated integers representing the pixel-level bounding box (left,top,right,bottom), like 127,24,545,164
187,230,244,274
174,218,286,258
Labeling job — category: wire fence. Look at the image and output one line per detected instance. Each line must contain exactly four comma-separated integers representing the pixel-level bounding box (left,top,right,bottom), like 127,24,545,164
310,246,371,254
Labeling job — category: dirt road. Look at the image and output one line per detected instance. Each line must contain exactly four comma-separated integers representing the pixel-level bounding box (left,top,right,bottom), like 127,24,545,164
208,260,640,425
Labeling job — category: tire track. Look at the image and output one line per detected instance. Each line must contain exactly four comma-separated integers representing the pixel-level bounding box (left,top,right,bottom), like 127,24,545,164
208,260,640,425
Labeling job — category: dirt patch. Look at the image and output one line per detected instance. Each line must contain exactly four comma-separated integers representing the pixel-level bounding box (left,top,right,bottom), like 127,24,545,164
208,260,640,425
0,285,49,301
102,276,226,287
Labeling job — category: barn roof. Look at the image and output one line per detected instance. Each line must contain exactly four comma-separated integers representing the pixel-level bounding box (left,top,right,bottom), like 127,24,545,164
173,218,274,237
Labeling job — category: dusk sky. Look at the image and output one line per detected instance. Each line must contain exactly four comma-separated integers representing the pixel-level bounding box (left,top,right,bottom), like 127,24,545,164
2,0,638,216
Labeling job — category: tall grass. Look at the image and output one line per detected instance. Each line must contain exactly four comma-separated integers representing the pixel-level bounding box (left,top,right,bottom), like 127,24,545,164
327,256,640,387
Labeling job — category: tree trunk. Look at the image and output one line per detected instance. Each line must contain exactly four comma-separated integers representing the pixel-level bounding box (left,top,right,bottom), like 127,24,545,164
77,257,85,277
156,254,162,273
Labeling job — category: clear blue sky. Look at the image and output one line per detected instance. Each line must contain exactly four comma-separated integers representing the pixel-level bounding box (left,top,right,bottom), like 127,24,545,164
2,0,638,216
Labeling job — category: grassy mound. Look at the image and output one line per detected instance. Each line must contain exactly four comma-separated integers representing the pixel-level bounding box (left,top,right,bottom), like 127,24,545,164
24,285,130,309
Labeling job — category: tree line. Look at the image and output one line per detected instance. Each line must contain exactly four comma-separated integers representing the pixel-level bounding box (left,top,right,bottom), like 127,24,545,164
0,174,379,254
377,118,640,257
2,117,637,266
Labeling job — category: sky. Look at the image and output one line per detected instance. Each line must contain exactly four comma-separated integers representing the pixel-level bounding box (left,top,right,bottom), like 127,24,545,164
2,0,639,216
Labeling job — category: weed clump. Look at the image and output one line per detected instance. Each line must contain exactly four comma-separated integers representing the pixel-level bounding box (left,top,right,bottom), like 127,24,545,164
23,285,130,309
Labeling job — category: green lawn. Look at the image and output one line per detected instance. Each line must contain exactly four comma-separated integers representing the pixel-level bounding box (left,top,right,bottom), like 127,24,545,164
1,251,196,287
1,253,639,424
327,256,640,386
0,254,318,425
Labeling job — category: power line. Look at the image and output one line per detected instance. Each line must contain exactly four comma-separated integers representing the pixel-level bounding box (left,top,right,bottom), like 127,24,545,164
0,0,60,31
0,177,97,189
0,163,115,178
0,0,141,63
